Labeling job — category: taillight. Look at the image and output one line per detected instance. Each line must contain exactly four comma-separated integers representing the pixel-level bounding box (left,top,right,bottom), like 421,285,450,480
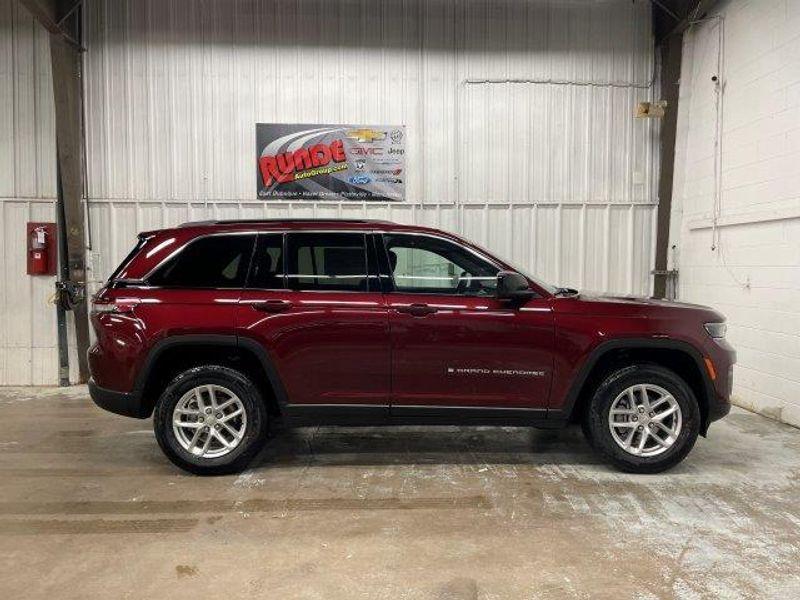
91,299,138,315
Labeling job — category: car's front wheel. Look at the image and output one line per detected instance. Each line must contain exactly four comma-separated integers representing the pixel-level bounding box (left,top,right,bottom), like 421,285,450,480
584,364,700,474
153,365,267,475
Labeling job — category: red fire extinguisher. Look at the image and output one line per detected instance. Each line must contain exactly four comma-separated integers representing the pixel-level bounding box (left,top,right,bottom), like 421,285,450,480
27,223,56,276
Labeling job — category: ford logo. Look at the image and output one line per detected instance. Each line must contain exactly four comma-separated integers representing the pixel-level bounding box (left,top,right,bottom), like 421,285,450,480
349,175,371,185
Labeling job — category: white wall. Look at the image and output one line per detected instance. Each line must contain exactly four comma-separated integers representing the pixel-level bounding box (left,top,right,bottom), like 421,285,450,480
82,0,660,298
670,0,800,427
0,0,60,385
2,0,661,385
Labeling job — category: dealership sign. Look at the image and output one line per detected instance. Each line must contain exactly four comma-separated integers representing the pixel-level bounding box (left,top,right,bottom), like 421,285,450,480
256,123,405,201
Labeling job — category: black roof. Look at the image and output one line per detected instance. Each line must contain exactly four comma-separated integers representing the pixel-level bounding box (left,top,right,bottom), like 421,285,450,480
178,218,393,228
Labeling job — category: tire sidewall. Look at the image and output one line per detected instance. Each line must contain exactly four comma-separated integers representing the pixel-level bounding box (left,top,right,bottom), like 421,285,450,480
589,364,700,473
154,365,266,474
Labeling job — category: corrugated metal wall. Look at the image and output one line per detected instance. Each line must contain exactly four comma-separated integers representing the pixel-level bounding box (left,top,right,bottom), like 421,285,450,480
0,0,60,385
2,0,660,385
82,0,659,296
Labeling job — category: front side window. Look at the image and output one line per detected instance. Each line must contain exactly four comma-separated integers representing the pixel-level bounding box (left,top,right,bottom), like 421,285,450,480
287,232,368,292
147,234,255,289
383,234,499,296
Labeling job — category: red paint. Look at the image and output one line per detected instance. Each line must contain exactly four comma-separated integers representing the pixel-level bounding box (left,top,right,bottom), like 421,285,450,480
237,290,390,405
88,220,735,424
387,293,553,408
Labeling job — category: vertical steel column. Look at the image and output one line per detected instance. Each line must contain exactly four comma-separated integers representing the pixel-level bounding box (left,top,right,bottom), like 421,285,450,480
55,161,70,386
50,30,90,382
653,34,683,299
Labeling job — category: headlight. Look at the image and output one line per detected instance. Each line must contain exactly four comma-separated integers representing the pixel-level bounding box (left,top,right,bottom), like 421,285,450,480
704,322,727,338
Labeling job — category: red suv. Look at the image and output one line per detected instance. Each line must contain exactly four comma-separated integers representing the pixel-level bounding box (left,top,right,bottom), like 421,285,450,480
88,219,734,475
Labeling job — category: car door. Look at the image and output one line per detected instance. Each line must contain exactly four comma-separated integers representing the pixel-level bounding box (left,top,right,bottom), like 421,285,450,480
137,232,255,337
380,232,554,413
236,231,390,409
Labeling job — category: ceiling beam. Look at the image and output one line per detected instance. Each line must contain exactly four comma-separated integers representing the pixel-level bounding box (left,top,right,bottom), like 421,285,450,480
18,0,59,33
660,0,720,43
18,0,82,35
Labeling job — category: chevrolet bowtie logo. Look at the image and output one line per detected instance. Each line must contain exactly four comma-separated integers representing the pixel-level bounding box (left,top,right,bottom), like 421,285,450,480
346,128,386,143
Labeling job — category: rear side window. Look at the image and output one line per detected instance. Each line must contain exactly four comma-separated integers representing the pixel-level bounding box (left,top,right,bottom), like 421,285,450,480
249,233,285,289
148,234,255,289
287,232,368,292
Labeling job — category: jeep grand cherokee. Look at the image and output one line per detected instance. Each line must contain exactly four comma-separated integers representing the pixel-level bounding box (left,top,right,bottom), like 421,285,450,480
88,219,735,475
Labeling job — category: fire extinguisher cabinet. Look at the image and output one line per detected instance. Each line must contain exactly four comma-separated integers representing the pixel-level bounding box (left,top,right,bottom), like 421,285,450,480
27,222,58,276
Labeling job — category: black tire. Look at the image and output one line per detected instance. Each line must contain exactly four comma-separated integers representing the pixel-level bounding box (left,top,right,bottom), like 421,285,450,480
586,363,700,474
153,365,268,475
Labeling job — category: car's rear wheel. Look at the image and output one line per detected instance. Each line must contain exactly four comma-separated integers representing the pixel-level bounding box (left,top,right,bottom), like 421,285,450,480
154,365,267,475
584,364,700,473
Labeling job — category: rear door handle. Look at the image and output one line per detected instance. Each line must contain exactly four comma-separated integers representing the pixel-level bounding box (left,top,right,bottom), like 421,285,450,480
252,300,293,313
397,303,438,317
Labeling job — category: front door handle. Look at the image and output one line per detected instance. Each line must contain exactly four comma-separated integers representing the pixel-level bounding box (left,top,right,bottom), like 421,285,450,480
252,300,293,313
397,303,438,317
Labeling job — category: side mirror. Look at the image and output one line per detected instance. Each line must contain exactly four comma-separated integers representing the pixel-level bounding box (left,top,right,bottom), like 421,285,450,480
496,271,537,301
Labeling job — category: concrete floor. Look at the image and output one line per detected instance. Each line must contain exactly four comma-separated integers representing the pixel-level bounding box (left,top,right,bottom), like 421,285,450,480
1,387,799,599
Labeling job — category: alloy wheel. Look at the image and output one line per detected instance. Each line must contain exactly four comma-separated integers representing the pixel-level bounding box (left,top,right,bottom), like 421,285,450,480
608,383,682,457
172,384,247,459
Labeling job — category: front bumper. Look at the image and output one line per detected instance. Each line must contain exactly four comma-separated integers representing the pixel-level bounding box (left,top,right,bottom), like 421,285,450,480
702,340,736,433
88,379,149,419
707,395,732,424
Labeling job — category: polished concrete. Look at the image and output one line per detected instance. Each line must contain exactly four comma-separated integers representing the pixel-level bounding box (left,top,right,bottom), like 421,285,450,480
1,386,799,599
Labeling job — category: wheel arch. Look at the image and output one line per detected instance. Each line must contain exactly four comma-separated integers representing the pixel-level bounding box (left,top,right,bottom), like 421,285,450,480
561,339,714,435
135,335,289,418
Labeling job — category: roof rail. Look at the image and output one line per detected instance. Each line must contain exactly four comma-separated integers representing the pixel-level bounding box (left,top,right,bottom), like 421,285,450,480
177,218,394,227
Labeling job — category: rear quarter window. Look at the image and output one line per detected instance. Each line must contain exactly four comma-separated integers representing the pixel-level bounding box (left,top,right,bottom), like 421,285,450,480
147,234,255,289
108,236,150,281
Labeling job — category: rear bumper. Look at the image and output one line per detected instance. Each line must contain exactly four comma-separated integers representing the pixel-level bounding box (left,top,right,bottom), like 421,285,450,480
88,379,148,419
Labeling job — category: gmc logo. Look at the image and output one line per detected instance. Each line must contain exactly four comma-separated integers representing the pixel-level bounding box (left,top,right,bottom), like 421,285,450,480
351,147,384,156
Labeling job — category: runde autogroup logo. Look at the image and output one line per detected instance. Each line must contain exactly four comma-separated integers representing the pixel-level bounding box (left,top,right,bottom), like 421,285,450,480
346,128,386,143
258,139,347,186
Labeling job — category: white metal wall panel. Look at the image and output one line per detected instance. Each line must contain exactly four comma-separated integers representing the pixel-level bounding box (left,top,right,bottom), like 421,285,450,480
83,0,658,299
0,0,59,385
